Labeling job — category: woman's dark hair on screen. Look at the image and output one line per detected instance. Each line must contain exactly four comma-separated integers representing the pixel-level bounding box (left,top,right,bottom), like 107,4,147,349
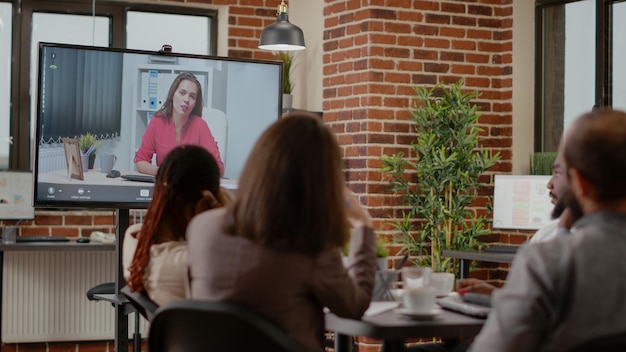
127,145,220,292
222,112,349,255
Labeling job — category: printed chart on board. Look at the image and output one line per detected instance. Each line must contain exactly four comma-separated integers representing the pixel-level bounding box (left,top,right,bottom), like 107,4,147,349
492,175,553,230
0,171,35,220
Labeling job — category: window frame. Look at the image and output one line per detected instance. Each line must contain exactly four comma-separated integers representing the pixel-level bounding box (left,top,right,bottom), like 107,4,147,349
4,0,218,170
534,0,624,151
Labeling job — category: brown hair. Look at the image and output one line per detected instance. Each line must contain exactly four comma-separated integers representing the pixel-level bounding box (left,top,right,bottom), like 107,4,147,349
127,145,220,293
155,72,204,118
564,108,626,203
222,112,349,255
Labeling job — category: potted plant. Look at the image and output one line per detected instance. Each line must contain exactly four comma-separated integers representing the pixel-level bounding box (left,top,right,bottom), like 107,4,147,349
529,152,557,175
381,80,500,276
275,51,294,110
78,132,99,169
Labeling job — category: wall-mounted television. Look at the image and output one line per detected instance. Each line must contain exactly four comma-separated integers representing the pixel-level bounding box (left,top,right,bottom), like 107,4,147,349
34,42,282,208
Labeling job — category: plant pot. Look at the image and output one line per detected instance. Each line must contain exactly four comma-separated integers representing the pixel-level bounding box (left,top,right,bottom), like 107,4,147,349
430,272,455,297
88,153,96,169
282,93,293,111
376,257,389,270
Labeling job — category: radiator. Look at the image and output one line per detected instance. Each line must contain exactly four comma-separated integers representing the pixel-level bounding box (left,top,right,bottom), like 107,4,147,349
1,251,148,343
38,146,66,174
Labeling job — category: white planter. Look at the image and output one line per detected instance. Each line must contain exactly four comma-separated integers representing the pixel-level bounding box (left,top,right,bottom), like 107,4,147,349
430,272,455,297
282,93,293,111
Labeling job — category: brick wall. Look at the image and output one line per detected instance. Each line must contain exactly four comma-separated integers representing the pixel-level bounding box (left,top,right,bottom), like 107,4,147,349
322,0,524,285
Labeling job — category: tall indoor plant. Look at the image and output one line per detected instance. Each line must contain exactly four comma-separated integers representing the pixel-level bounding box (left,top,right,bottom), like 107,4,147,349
381,80,500,275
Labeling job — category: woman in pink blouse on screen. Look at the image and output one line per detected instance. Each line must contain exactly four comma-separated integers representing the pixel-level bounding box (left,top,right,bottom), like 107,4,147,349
134,72,224,176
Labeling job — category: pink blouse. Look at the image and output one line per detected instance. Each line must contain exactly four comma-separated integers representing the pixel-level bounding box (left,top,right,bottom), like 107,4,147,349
134,115,224,174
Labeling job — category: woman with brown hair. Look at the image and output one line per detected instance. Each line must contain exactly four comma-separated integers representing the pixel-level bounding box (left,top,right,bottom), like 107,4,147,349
187,112,377,351
134,72,224,176
124,145,229,306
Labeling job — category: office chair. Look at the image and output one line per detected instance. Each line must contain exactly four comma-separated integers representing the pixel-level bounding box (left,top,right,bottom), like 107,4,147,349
120,285,158,321
86,282,143,352
566,332,626,352
148,300,306,352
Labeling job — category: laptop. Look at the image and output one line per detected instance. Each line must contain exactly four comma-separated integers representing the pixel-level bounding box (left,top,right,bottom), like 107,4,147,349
437,292,491,318
121,174,155,183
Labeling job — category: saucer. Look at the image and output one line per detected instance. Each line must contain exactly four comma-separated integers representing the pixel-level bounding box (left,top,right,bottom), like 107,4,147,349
395,307,442,319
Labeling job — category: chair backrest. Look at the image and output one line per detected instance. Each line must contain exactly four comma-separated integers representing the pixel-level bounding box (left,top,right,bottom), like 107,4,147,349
566,332,626,352
120,286,159,322
148,300,306,352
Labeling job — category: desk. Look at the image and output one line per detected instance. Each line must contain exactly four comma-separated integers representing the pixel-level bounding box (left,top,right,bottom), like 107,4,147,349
442,250,516,279
326,309,485,352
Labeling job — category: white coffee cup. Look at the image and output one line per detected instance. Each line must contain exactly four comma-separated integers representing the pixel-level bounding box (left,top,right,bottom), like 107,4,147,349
401,266,436,313
403,286,437,314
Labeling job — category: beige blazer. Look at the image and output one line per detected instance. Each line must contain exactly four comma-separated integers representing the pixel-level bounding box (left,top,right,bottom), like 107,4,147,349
187,207,377,352
122,223,188,306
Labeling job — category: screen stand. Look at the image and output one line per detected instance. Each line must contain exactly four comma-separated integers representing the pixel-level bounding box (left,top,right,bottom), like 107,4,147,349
115,208,130,352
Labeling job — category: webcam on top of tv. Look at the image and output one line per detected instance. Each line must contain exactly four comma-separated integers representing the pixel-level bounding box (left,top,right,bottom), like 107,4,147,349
159,44,172,54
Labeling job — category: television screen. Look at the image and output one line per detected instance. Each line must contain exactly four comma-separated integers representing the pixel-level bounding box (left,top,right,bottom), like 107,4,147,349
34,43,282,208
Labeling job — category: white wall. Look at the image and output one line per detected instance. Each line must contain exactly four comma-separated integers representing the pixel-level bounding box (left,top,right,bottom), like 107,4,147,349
289,0,324,112
512,0,535,174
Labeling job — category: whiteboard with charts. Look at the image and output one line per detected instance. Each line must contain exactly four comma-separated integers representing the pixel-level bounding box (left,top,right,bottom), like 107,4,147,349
0,171,35,220
492,175,553,230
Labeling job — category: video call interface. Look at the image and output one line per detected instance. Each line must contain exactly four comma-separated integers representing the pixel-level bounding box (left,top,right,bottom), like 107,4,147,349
34,43,282,208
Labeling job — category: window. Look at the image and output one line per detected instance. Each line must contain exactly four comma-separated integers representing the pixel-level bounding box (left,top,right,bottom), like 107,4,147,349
2,0,217,170
0,2,12,169
535,0,626,151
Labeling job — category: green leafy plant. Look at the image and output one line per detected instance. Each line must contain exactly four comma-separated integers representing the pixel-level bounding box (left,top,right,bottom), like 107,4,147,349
78,132,100,154
275,51,293,94
376,237,390,258
529,152,557,175
381,80,500,275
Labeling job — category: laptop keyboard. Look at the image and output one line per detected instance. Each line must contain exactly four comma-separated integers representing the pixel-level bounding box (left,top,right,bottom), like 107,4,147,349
16,236,70,243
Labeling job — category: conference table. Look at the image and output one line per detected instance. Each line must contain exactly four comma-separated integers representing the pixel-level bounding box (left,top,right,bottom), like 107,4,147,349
326,305,485,352
442,250,516,279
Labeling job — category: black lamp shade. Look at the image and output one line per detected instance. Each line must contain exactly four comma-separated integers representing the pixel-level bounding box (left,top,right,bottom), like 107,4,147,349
259,13,305,51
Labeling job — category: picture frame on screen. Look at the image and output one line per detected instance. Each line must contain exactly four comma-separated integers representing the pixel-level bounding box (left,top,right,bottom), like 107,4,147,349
62,138,84,181
34,42,283,209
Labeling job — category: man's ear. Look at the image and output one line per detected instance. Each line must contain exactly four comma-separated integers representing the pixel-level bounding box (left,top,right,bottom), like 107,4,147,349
569,168,592,200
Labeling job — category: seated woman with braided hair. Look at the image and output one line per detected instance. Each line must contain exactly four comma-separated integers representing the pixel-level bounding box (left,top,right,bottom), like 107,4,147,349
123,145,230,306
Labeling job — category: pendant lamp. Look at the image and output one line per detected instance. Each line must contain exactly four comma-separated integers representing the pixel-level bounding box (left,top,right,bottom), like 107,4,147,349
259,0,306,51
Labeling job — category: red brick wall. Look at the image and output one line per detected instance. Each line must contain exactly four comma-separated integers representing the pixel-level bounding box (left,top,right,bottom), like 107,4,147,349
322,0,522,282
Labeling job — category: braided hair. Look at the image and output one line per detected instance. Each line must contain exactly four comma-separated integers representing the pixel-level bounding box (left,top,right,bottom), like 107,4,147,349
127,145,220,293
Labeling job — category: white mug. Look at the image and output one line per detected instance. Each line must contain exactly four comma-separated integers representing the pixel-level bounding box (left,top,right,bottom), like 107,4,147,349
401,267,436,313
100,153,117,173
403,286,437,314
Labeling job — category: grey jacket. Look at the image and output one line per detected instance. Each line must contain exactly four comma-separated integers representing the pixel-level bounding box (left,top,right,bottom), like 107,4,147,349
471,211,626,351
